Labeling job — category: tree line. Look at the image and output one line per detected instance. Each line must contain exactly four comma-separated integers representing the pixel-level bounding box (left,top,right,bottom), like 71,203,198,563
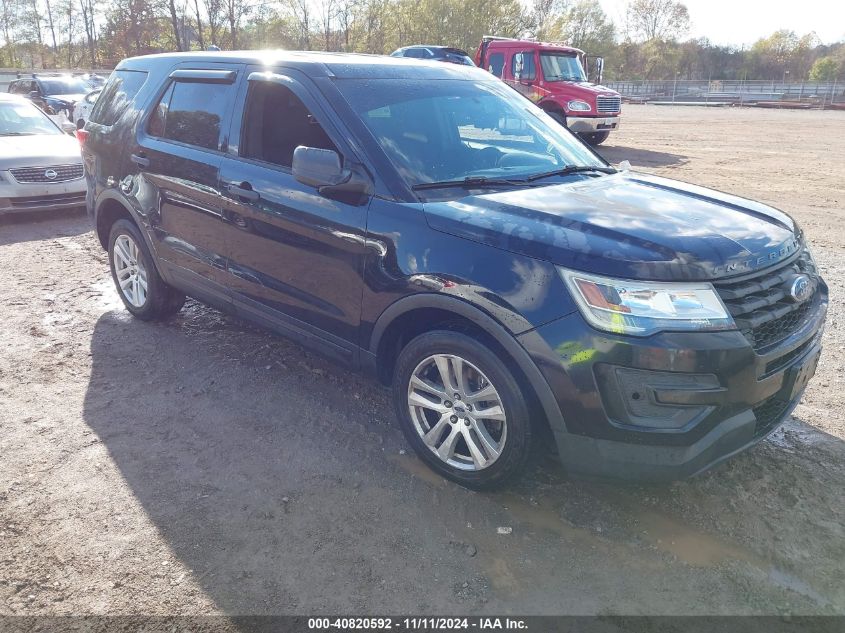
2,0,844,81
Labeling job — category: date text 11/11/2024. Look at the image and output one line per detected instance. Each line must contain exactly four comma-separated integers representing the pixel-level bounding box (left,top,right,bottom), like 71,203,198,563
307,617,529,630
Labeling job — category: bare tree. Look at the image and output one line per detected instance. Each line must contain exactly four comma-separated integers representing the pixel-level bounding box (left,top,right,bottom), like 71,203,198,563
168,0,183,50
626,0,689,42
193,0,205,48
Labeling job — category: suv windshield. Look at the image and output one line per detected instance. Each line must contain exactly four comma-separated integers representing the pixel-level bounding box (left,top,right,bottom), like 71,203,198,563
539,53,586,82
334,78,605,194
0,100,61,136
40,78,90,95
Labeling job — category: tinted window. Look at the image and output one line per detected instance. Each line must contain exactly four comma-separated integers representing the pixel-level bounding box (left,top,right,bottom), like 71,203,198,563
511,52,536,81
486,53,505,78
405,49,430,59
39,77,90,94
241,81,337,168
149,80,231,151
89,69,148,126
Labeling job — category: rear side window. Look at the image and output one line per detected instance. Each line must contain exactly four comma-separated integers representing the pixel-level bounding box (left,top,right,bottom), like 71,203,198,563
511,52,536,81
486,53,505,78
147,80,231,151
89,69,148,126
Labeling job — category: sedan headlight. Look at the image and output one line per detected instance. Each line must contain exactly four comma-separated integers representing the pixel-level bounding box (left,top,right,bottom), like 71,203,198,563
568,100,592,112
559,268,735,336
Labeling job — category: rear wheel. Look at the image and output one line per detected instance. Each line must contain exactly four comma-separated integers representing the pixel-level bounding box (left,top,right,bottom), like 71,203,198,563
108,219,185,320
392,331,532,489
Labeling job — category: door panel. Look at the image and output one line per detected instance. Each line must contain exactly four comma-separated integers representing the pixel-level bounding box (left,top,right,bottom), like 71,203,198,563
219,70,370,354
133,65,239,294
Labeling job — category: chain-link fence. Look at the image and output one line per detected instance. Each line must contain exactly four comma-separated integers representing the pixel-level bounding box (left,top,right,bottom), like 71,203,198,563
604,79,845,108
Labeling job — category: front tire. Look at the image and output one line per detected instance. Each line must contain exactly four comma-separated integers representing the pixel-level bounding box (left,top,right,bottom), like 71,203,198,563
108,219,185,320
392,331,532,489
581,131,610,146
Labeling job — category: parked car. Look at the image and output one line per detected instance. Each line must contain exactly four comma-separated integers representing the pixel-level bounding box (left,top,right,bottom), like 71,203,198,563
73,88,102,129
391,45,475,65
0,93,86,215
8,73,91,120
82,52,826,488
476,36,620,145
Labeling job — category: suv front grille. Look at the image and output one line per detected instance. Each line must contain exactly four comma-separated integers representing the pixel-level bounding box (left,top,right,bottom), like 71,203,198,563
10,164,84,183
596,95,621,114
714,250,819,352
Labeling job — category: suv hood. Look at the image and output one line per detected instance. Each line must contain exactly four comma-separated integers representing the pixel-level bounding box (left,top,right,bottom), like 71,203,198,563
423,172,799,281
46,93,86,104
0,134,82,170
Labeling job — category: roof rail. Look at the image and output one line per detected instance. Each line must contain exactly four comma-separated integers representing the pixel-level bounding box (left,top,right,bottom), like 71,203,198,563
481,35,524,42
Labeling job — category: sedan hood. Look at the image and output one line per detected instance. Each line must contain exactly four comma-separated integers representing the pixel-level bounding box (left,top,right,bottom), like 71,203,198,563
423,172,799,281
0,134,82,170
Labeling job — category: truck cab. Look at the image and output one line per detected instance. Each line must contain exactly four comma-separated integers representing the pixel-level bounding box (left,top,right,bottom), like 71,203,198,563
475,36,620,145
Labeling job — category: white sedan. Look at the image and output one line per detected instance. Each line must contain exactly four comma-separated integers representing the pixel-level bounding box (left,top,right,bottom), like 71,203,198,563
0,93,86,215
73,88,101,129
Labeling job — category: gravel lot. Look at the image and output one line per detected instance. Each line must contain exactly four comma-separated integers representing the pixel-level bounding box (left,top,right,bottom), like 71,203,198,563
1,105,843,616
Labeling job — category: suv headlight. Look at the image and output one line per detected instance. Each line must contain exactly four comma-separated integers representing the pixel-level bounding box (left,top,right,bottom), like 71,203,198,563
559,268,735,336
567,100,592,112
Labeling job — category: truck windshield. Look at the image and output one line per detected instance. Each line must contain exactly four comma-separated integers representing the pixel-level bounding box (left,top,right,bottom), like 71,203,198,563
539,53,586,82
334,78,605,194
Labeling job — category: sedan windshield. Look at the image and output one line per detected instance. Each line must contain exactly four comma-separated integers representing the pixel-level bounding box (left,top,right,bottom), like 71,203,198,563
40,78,90,95
334,78,605,194
539,53,587,82
0,100,61,136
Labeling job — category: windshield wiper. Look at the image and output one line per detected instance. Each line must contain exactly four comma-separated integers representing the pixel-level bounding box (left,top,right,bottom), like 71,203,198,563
412,176,536,191
0,132,34,136
524,165,617,182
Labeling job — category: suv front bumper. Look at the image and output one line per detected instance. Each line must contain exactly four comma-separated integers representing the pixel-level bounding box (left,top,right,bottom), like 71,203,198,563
567,115,620,134
517,286,827,481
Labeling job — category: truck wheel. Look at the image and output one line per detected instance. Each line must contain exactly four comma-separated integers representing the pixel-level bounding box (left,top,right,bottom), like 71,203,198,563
582,131,610,146
392,330,532,489
547,111,567,128
108,219,185,320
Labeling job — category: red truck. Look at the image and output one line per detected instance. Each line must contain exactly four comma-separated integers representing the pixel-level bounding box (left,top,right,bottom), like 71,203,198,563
475,36,621,145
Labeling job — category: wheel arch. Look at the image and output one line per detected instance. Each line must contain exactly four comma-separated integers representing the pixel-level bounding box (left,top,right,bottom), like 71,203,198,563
369,294,567,437
94,194,137,249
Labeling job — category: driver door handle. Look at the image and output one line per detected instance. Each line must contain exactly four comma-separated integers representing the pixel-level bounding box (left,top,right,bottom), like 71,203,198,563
226,182,260,202
130,153,150,168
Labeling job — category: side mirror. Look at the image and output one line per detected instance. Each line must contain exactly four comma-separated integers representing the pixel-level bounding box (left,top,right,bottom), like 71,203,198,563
292,146,345,188
29,90,39,100
60,120,77,135
292,146,373,205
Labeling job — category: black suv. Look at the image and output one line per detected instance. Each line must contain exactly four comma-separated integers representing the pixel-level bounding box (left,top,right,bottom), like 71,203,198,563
81,51,827,488
8,73,91,119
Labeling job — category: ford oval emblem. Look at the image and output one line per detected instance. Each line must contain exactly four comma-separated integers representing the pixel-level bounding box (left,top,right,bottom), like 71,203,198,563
786,274,814,303
44,168,58,180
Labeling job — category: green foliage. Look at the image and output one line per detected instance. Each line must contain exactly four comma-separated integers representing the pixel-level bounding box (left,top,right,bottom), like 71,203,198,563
808,56,839,82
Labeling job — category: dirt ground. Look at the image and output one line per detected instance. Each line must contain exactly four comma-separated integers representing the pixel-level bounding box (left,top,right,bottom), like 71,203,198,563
1,105,844,617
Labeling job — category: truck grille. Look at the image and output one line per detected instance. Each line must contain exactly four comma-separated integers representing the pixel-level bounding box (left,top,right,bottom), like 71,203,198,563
10,164,84,183
596,95,621,114
714,250,819,352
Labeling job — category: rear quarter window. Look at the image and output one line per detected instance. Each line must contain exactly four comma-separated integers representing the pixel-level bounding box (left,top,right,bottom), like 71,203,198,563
89,69,148,126
147,80,231,151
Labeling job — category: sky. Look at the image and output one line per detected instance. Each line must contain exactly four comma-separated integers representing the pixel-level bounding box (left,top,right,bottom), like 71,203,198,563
597,0,845,47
